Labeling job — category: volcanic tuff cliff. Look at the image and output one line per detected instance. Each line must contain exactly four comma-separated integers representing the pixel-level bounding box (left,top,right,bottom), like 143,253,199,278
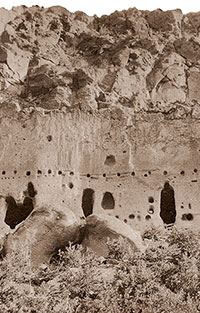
1,5,200,114
0,5,200,235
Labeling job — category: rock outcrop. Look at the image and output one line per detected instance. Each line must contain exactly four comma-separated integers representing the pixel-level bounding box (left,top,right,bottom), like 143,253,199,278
0,6,200,117
2,207,82,267
82,214,146,257
1,210,146,267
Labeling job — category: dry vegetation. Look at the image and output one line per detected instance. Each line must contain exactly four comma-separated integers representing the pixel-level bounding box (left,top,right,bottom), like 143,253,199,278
1,227,200,313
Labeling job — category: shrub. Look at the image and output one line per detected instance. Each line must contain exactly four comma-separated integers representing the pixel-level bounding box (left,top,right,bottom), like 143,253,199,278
1,227,200,312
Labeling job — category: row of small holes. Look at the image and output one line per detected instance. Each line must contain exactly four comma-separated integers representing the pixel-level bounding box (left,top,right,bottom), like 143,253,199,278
2,170,199,177
91,170,199,177
1,170,75,176
164,169,198,176
115,214,152,222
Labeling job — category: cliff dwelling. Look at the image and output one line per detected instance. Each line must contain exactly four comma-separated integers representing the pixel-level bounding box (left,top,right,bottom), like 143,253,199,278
0,5,200,237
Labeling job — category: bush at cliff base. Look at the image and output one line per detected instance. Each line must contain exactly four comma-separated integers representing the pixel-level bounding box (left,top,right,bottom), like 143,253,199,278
1,227,200,313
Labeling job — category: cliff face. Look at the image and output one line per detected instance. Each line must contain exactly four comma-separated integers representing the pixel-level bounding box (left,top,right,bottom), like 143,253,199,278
1,5,200,115
0,5,200,236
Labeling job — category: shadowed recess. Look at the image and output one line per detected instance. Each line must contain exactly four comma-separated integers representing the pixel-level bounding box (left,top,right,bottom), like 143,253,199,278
182,213,194,221
4,196,34,229
148,196,154,203
101,192,115,210
81,188,95,217
160,182,176,225
28,182,36,198
104,155,116,166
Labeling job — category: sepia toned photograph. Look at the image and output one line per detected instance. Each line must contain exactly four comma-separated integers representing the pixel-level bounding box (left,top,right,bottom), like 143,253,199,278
0,0,200,312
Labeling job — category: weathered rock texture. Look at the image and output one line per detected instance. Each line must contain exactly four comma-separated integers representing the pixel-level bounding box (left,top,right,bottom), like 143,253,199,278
82,214,145,257
2,207,82,267
0,6,200,235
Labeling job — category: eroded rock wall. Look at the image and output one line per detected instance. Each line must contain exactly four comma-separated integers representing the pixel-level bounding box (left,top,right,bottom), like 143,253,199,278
0,5,200,235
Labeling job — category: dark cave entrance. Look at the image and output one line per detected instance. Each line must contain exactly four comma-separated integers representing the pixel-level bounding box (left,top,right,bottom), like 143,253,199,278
101,192,115,210
160,182,176,225
4,182,36,229
81,188,95,217
4,196,34,229
104,155,116,166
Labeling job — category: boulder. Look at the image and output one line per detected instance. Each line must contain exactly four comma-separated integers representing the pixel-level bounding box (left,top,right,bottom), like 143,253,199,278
81,214,146,257
2,207,83,267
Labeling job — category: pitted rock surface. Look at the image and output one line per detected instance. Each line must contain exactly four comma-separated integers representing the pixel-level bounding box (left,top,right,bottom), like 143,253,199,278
0,6,200,236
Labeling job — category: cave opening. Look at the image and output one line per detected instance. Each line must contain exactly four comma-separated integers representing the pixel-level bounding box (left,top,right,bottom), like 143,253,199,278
81,188,95,217
160,182,176,225
101,192,115,210
4,182,36,229
28,182,36,198
104,155,116,166
4,196,34,229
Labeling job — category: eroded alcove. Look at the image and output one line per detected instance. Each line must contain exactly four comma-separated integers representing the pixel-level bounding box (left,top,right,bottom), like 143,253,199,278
160,182,176,225
4,196,34,229
104,155,116,166
4,182,36,229
101,192,115,210
81,188,95,217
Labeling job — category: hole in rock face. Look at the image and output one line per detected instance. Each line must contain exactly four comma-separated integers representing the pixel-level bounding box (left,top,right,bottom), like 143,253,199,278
101,192,115,210
68,182,74,189
82,188,95,217
163,170,168,175
48,169,52,174
187,213,194,221
145,215,151,221
14,170,17,174
148,206,154,214
182,214,187,221
28,182,36,198
148,196,154,203
37,170,42,175
4,196,34,229
180,170,185,176
47,135,52,142
131,171,135,176
104,155,116,166
129,214,135,219
182,213,194,221
124,219,127,223
26,171,31,176
58,170,62,175
2,171,6,175
160,182,176,225
194,168,198,173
